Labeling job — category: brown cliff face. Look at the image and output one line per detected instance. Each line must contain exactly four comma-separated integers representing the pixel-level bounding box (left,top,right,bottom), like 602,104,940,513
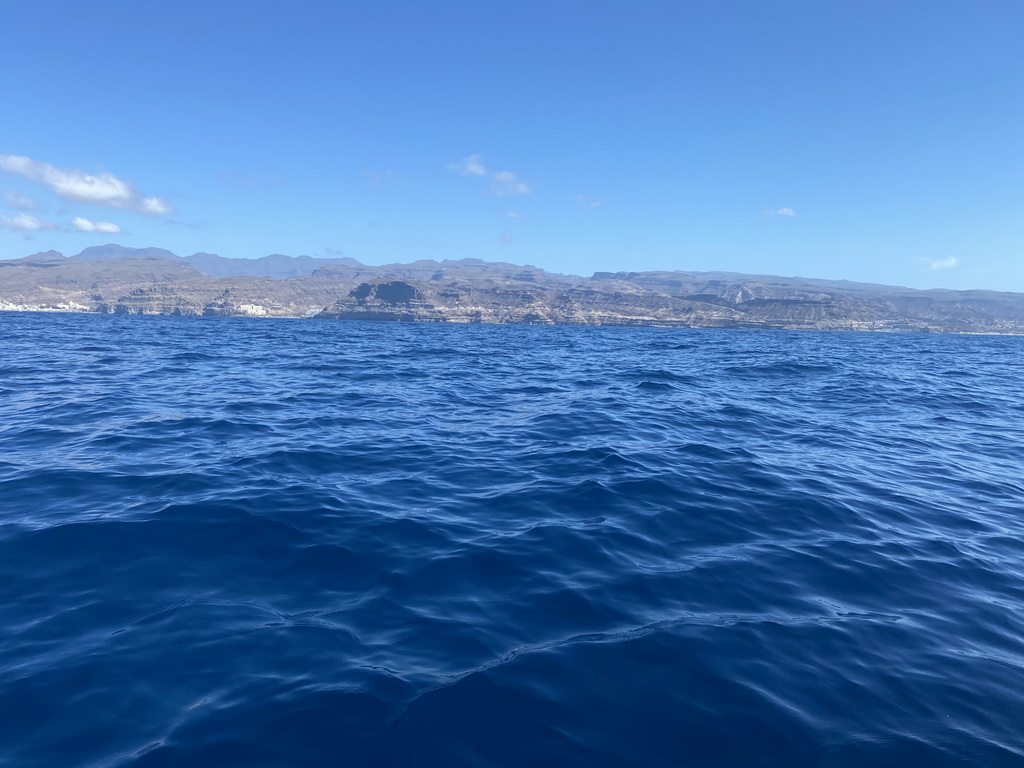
2,248,1024,333
316,278,716,326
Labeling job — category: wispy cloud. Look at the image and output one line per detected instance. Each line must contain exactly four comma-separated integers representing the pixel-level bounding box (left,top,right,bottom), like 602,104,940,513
499,232,514,245
447,154,488,177
0,212,57,231
570,193,603,207
362,169,405,185
507,212,523,219
492,171,531,196
71,216,122,234
447,154,533,196
0,154,174,216
219,171,282,189
138,197,173,216
929,256,958,270
220,171,260,188
768,207,796,216
164,217,205,230
2,190,36,210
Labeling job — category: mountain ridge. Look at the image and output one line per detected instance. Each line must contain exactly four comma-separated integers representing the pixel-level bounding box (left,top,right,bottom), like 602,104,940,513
11,244,951,294
2,245,1023,333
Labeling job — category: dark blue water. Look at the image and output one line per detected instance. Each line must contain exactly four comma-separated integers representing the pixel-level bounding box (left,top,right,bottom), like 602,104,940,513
2,312,1023,767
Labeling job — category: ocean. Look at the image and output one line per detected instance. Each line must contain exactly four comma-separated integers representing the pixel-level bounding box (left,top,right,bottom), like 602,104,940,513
1,312,1023,767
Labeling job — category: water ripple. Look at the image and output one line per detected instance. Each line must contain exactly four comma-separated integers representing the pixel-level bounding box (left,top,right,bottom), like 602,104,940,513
1,313,1023,766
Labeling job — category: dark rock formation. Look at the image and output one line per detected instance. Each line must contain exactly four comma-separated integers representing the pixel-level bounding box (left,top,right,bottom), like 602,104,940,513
350,281,422,303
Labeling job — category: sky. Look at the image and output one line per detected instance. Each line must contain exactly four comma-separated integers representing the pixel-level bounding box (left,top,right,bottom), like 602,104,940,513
1,0,1021,291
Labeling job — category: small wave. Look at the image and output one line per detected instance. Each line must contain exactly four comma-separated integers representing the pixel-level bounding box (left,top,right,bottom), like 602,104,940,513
0,317,1022,767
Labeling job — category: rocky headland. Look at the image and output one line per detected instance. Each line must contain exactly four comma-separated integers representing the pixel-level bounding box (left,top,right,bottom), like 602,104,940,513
2,245,1023,334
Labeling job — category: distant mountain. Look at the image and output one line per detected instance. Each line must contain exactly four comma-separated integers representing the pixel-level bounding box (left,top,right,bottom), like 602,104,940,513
182,251,362,279
75,244,179,262
65,244,361,279
2,245,1024,333
22,250,66,263
312,257,557,283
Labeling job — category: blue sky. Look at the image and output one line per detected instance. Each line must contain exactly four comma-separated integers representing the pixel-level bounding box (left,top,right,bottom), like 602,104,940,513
1,0,1021,290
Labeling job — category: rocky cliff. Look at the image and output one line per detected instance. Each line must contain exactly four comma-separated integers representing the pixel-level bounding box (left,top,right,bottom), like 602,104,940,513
2,245,1023,334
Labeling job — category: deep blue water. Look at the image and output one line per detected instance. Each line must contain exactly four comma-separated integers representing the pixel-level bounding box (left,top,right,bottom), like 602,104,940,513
2,312,1023,767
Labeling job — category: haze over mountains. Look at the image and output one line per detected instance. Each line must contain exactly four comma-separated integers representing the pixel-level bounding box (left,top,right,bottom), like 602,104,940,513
64,244,362,279
2,245,1024,334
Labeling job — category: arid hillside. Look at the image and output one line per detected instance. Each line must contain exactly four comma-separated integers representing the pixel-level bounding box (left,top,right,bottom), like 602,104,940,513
2,246,1023,333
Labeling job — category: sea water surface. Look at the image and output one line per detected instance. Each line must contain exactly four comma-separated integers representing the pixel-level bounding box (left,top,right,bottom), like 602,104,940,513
1,312,1023,767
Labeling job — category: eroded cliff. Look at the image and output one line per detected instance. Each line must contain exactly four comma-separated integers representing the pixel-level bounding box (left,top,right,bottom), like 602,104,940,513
2,246,1023,333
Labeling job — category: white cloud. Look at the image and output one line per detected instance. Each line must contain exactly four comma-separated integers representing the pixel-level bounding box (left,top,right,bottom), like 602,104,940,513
448,154,533,196
0,154,174,216
0,154,130,205
2,190,36,210
768,207,796,216
589,200,603,208
929,256,958,270
0,212,57,231
492,170,531,196
71,216,122,234
499,232,514,245
507,212,523,219
138,197,173,216
447,154,488,176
